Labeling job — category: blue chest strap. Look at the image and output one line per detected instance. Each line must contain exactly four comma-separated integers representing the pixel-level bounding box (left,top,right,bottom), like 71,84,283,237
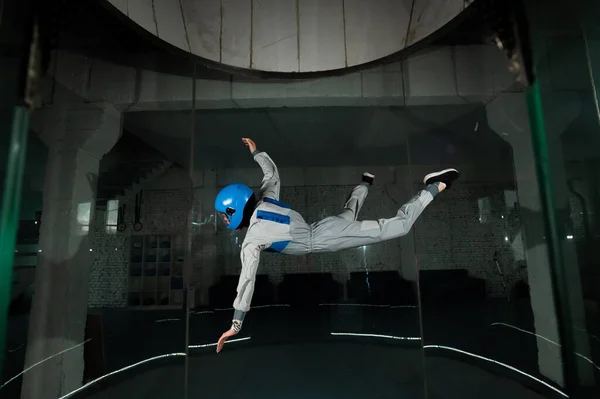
265,240,290,253
263,197,290,209
256,203,290,253
256,210,290,225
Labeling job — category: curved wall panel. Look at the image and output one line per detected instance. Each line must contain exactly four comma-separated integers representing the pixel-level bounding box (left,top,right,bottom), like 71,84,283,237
106,0,471,73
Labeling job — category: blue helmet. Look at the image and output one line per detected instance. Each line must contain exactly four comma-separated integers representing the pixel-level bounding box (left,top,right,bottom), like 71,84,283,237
215,183,255,230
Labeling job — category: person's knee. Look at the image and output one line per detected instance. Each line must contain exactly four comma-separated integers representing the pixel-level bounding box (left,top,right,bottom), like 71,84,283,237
380,219,409,240
356,184,369,194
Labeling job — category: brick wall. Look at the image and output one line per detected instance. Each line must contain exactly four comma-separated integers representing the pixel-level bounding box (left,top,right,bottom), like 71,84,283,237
88,168,191,307
89,163,527,308
412,182,528,297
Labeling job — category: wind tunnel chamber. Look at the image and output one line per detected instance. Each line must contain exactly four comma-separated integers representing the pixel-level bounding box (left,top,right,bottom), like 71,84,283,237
2,0,600,399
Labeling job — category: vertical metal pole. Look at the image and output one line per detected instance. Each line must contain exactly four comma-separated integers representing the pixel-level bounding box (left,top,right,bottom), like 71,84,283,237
405,136,429,399
183,61,196,399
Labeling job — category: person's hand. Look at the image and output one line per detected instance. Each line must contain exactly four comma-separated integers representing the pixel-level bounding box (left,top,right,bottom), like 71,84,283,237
216,328,238,353
242,137,257,153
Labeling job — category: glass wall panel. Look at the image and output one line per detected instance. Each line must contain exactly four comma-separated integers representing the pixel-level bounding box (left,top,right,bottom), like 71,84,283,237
6,1,599,399
0,0,36,394
524,0,600,396
407,4,576,394
1,0,49,396
186,62,427,397
1,2,192,398
413,1,600,397
405,100,560,398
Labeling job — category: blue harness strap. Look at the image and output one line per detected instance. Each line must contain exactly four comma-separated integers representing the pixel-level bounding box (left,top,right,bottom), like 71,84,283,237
256,205,291,253
265,240,290,253
263,197,290,209
256,210,290,225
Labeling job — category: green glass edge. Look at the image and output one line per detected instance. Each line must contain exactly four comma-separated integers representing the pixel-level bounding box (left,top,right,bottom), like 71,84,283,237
525,81,580,395
0,106,30,378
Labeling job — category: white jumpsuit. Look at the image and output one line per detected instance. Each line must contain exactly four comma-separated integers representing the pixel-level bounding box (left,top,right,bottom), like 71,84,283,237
232,151,437,322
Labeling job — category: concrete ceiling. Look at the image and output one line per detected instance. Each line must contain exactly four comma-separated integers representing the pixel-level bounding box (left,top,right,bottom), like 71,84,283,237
124,104,513,169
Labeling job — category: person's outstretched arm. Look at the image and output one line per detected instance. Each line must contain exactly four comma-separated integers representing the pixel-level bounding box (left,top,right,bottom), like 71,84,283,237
242,137,280,200
216,240,263,353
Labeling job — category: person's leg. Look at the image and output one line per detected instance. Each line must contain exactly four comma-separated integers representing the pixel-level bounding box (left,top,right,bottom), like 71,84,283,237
375,168,459,240
312,169,459,252
337,173,374,222
375,184,438,241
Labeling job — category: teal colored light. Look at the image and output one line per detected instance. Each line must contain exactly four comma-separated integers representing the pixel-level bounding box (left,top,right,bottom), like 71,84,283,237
0,106,30,377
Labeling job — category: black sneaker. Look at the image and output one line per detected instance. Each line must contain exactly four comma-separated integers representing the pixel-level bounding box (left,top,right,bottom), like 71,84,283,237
423,168,459,187
362,172,375,185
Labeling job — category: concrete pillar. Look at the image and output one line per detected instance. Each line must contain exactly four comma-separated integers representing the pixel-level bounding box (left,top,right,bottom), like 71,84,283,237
486,92,594,387
22,103,121,399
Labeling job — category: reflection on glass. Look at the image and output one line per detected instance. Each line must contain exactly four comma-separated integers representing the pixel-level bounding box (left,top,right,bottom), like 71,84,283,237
76,202,91,235
104,199,119,234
